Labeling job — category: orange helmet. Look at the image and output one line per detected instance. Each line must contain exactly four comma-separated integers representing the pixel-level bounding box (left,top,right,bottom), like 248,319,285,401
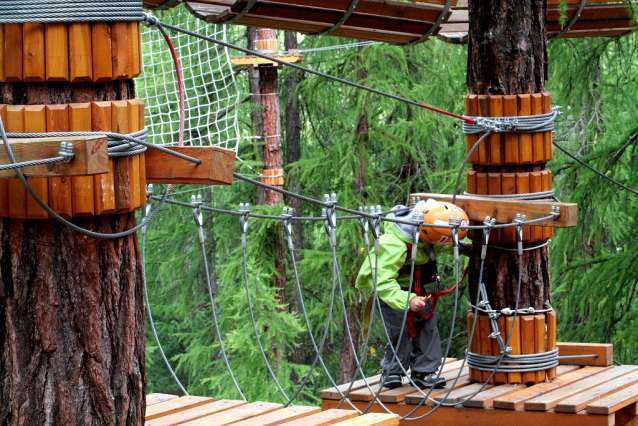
414,199,469,245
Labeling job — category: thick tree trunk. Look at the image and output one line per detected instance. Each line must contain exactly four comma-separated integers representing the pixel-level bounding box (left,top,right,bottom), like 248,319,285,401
0,215,146,425
467,0,550,310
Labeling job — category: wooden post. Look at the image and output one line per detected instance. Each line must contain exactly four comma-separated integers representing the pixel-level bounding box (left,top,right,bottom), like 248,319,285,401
465,0,555,385
0,20,145,424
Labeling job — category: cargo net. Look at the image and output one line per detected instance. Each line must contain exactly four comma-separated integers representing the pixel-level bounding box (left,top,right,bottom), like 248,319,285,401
137,5,241,151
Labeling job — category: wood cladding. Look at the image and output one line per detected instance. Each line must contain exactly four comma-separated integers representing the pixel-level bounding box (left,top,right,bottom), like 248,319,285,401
0,100,146,218
0,22,142,83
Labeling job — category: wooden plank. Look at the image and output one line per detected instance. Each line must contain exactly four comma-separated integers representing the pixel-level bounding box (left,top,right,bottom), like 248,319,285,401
321,374,382,400
145,396,215,421
410,192,577,228
111,100,131,212
127,99,143,210
146,393,180,406
127,22,142,78
506,316,522,384
488,95,503,165
230,54,305,66
542,92,553,160
493,366,612,410
547,311,557,379
525,365,638,411
69,23,93,81
279,409,358,426
0,25,4,82
92,22,112,82
404,375,473,404
147,400,247,425
477,95,489,164
529,171,543,241
231,406,321,426
587,383,638,415
478,314,495,383
515,172,531,241
332,413,399,426
45,23,69,81
467,312,480,382
464,94,479,164
375,366,469,403
465,170,477,200
541,170,554,240
24,105,49,219
145,146,236,185
486,173,502,240
0,105,7,216
501,173,516,243
433,382,493,404
492,316,508,384
534,314,546,383
69,103,96,216
503,95,519,165
555,371,638,413
4,24,23,82
518,94,533,164
23,23,45,82
558,343,614,367
180,401,283,426
136,99,146,204
323,399,615,426
531,93,545,164
520,316,537,384
6,106,27,218
475,172,487,195
92,101,116,214
46,104,73,217
463,384,525,408
111,22,129,80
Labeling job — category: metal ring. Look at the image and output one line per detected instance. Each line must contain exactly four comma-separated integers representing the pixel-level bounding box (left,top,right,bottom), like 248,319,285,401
549,0,588,40
311,0,361,36
402,0,453,46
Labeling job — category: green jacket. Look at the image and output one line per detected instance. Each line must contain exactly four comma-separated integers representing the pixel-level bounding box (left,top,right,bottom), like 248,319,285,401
355,206,452,311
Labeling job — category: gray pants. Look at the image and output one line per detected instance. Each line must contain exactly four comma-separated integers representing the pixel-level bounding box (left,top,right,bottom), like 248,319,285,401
379,299,442,375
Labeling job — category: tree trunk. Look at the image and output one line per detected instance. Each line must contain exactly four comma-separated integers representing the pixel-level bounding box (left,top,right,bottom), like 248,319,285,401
466,0,550,310
283,31,308,374
0,215,146,425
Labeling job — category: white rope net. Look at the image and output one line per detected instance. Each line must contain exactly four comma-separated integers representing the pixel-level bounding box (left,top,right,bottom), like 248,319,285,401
137,6,241,151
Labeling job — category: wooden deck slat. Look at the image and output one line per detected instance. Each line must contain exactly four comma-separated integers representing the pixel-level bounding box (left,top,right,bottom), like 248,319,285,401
463,384,526,408
524,366,638,411
555,371,638,413
433,382,494,404
279,409,358,426
146,400,247,425
404,375,473,405
493,366,612,410
586,383,638,415
331,413,399,426
180,401,283,426
147,393,180,406
231,406,321,426
145,396,215,421
377,367,469,403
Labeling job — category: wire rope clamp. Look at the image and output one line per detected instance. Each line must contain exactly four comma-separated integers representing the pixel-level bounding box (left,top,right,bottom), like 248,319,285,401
59,142,75,163
322,193,337,247
550,206,561,218
515,213,526,256
191,194,205,244
481,216,496,260
358,206,369,243
239,203,250,248
142,184,154,236
450,216,462,261
410,212,423,260
282,207,294,250
368,205,382,255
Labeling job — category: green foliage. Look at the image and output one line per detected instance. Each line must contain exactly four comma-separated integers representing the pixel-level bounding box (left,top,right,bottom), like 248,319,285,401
143,13,638,404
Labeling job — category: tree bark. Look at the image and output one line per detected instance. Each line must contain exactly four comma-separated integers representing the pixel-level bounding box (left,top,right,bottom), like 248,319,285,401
0,215,146,425
467,0,551,310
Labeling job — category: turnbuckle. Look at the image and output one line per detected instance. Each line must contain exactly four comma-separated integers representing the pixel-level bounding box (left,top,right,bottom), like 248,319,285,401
239,202,250,248
191,194,205,244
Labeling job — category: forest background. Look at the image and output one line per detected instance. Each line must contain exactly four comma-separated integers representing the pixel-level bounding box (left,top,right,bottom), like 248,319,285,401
139,7,638,405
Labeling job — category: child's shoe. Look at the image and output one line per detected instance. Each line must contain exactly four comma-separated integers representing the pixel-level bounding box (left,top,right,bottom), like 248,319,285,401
411,372,446,389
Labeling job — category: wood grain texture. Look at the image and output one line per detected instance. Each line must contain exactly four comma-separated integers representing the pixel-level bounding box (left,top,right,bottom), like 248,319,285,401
46,104,73,217
145,146,236,185
0,105,7,216
146,394,180,407
92,23,112,82
69,103,96,216
92,101,116,215
554,371,638,413
45,23,69,81
146,399,248,426
111,100,131,212
4,24,23,82
586,383,638,415
111,22,129,80
518,94,533,164
145,396,214,421
23,106,48,219
23,23,45,82
180,401,283,426
506,316,522,384
5,106,27,218
557,343,614,367
69,23,93,82
231,406,321,426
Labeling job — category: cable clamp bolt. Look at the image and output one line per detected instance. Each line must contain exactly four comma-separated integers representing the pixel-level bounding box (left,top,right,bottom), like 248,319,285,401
142,12,159,27
526,307,535,314
482,216,496,260
478,300,489,309
501,346,513,355
501,308,514,316
488,312,500,321
515,213,526,256
488,331,501,339
550,206,561,218
191,194,205,244
282,207,294,250
368,205,382,255
411,212,424,259
359,206,369,243
59,142,75,163
142,184,154,237
322,193,337,247
450,216,461,262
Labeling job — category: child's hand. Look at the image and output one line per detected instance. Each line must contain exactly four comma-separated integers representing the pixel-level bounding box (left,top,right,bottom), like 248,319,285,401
409,296,426,312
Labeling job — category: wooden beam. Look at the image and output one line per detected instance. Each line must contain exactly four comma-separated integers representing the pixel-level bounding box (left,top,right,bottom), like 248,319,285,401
409,192,577,228
0,135,108,178
144,146,236,185
558,343,614,367
230,54,304,66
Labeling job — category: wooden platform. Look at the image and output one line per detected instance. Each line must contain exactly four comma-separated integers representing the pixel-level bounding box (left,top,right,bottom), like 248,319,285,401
145,394,399,426
320,358,638,426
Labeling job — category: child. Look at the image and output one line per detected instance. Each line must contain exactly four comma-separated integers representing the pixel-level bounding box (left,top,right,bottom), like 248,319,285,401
356,200,469,389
